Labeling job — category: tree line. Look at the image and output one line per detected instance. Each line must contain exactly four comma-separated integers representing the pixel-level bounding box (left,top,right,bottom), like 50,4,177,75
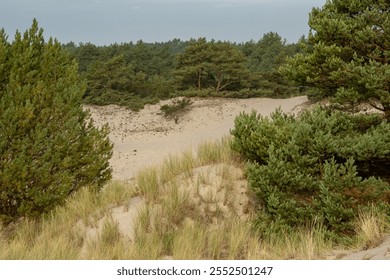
63,33,304,110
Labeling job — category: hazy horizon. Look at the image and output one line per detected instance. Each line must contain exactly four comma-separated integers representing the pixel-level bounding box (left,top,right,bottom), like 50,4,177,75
2,0,326,45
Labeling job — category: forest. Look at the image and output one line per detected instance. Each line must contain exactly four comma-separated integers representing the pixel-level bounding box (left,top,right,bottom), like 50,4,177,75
62,33,304,110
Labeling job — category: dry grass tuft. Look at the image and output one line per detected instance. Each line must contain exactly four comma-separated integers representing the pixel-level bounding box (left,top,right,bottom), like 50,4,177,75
354,206,389,249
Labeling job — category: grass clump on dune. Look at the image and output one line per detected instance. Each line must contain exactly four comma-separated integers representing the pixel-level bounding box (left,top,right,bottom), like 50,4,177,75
0,181,137,259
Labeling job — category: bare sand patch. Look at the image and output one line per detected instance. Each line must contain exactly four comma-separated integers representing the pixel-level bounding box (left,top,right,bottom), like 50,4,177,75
87,96,308,180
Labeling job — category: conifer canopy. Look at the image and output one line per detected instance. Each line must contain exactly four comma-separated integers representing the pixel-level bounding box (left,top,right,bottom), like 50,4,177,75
0,20,113,223
282,0,390,120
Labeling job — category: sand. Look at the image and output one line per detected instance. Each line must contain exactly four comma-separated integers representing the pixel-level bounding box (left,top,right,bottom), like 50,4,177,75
87,96,308,181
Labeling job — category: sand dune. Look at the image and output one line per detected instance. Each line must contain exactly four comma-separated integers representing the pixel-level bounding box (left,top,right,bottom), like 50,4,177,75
87,96,390,260
87,96,308,181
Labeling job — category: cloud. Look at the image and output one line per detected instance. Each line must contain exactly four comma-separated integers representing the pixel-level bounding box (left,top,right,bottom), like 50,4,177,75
215,3,233,8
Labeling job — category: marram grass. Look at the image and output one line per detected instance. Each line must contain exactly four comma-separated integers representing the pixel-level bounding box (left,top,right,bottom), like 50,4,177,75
0,137,388,259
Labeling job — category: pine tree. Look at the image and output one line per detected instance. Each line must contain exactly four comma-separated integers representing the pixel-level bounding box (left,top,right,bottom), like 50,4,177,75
84,54,135,104
174,38,212,91
281,0,390,120
247,32,288,72
174,38,249,92
231,107,390,239
0,20,112,223
209,41,249,92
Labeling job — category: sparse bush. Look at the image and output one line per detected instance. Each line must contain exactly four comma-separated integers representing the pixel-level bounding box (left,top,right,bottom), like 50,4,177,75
160,98,193,123
85,91,158,112
231,107,390,241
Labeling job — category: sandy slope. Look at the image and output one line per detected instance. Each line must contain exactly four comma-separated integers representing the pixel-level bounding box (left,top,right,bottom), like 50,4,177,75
87,96,390,260
87,96,308,181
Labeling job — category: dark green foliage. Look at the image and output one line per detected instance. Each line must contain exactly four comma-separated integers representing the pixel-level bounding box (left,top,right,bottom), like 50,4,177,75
241,32,290,72
65,40,181,78
170,88,274,99
80,47,175,110
240,32,302,98
160,98,193,123
282,0,390,119
62,34,303,104
71,42,102,73
231,108,390,240
83,54,160,111
209,41,250,92
174,38,213,92
174,38,250,92
0,20,113,223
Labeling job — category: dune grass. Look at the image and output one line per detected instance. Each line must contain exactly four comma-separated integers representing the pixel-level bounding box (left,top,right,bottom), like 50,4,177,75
0,181,137,259
0,137,388,260
353,206,390,250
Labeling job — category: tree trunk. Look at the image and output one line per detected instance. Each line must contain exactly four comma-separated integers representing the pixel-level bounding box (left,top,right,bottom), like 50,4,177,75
384,106,390,122
216,79,221,93
197,68,202,92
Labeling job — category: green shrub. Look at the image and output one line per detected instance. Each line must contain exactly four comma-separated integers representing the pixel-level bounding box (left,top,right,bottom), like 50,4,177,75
231,107,390,241
84,91,158,111
0,21,112,224
170,88,215,98
160,98,193,123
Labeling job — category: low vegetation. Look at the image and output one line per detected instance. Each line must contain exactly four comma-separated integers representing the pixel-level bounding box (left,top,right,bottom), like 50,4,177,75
160,98,193,123
1,137,388,259
231,107,390,243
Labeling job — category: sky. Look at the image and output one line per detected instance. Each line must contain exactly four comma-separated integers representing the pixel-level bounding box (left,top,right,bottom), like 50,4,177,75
2,0,326,45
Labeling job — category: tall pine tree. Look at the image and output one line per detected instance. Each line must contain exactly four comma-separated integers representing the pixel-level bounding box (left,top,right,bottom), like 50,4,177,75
209,41,249,92
282,0,390,119
0,20,112,223
174,38,249,92
174,38,212,91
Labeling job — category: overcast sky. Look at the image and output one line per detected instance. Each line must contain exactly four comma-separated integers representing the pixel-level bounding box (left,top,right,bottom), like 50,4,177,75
2,0,326,45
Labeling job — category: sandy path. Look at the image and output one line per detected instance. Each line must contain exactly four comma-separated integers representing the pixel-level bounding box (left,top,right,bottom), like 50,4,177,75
87,96,308,180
